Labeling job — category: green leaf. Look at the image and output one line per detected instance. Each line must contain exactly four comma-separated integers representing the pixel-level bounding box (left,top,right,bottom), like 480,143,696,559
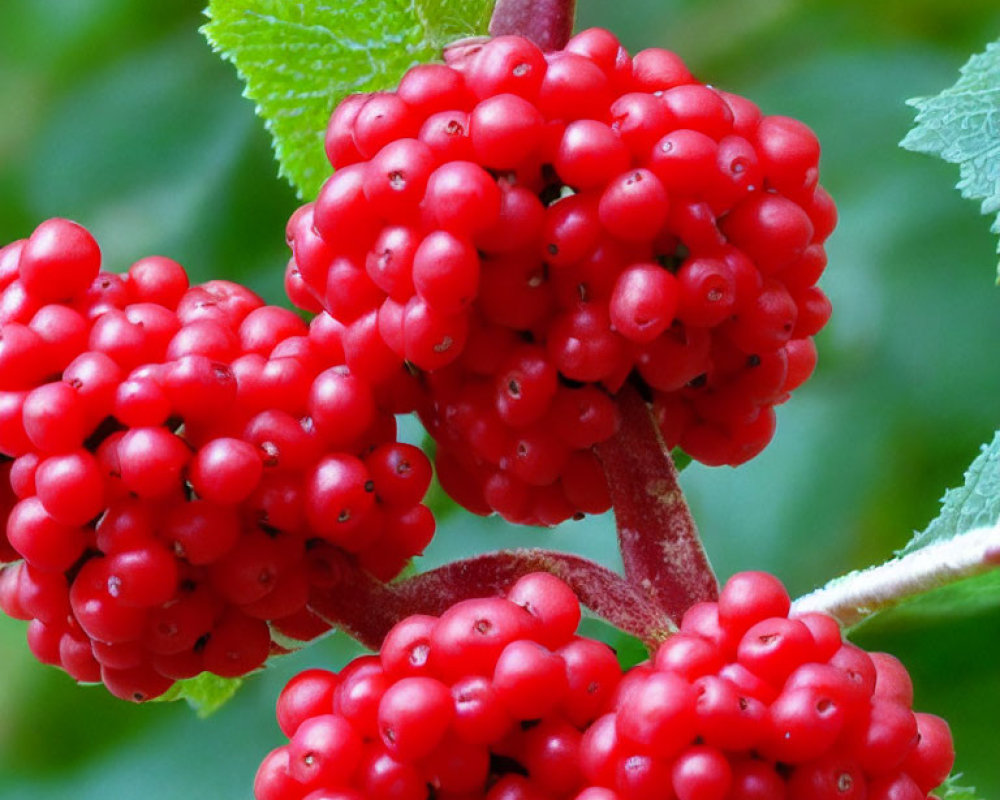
900,40,1000,277
670,447,693,472
415,0,495,43
152,672,243,718
793,432,1000,629
937,775,983,800
902,430,1000,555
202,0,494,200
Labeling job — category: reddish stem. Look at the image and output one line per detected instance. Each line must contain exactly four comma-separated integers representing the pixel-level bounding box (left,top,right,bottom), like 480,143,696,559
308,548,674,651
595,384,719,621
488,0,577,51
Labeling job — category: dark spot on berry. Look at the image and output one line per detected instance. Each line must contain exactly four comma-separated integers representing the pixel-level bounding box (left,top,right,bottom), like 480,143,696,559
433,336,453,353
364,480,375,493
388,170,406,190
836,773,853,793
396,459,412,476
512,62,530,77
586,681,599,695
338,509,351,523
746,354,762,367
547,242,559,256
474,618,492,635
507,379,521,398
688,374,708,389
445,119,464,136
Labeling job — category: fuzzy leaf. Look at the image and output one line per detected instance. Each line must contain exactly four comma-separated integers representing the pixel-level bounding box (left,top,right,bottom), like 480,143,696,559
793,433,1000,628
900,40,1000,277
202,0,493,200
153,672,243,717
938,776,983,800
902,431,1000,554
415,0,495,43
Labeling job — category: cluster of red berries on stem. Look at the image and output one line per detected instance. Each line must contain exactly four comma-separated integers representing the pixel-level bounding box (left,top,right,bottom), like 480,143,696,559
286,26,835,526
0,218,435,700
255,571,954,800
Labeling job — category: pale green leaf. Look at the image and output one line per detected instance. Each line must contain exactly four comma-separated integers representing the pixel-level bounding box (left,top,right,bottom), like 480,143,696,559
202,0,493,200
938,775,983,800
153,672,243,718
903,431,1000,554
794,433,1000,628
900,40,1000,277
415,0,495,45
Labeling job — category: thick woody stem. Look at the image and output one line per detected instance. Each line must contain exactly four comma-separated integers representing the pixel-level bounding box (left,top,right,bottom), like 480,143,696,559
308,547,675,651
595,384,719,622
488,0,577,51
791,524,1000,627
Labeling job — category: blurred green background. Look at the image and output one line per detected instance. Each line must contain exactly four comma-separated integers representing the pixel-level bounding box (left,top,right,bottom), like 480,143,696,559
2,0,1000,797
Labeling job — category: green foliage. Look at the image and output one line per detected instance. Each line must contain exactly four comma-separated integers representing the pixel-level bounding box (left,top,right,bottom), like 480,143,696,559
902,431,1000,555
811,433,1000,630
901,40,1000,277
938,776,983,800
865,432,1000,625
154,672,243,718
202,0,494,200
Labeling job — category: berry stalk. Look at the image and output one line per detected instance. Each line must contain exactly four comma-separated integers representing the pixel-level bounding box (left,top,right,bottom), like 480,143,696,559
488,0,577,51
595,384,719,620
792,523,1000,626
307,547,675,650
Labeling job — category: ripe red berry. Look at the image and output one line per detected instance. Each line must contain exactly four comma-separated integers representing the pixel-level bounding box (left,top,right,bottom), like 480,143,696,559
288,29,835,524
254,572,951,800
0,219,437,701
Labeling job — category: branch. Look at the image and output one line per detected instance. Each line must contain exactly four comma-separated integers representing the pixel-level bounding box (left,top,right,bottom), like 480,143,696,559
307,548,674,651
791,524,1000,627
594,384,719,621
488,0,577,51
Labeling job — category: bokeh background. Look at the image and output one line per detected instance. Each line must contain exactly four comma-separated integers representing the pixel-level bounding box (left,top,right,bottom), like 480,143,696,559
2,0,1000,796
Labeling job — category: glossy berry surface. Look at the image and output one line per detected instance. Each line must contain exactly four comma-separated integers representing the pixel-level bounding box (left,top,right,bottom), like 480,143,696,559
288,28,835,525
254,571,953,800
0,219,435,700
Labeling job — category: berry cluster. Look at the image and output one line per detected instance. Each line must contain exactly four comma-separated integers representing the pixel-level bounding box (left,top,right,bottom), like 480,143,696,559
255,571,953,800
0,218,434,700
286,27,835,525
